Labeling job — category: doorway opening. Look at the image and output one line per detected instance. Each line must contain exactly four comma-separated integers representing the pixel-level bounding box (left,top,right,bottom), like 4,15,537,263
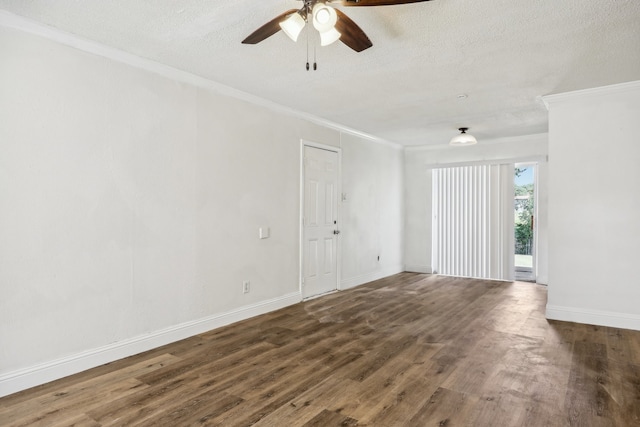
514,164,536,282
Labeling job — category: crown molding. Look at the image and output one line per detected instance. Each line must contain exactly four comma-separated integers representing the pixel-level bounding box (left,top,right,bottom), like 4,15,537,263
404,133,548,152
542,80,640,109
420,155,548,170
0,10,401,149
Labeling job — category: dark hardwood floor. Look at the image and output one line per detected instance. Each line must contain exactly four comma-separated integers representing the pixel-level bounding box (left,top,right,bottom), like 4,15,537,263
1,273,639,426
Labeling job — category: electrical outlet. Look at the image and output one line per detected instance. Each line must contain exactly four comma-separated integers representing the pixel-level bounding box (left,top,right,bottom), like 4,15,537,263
243,280,250,294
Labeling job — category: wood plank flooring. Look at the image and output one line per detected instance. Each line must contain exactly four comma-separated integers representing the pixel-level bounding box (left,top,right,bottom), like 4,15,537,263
1,273,640,426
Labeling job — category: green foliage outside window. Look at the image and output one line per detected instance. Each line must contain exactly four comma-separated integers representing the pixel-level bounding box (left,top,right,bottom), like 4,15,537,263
515,168,534,254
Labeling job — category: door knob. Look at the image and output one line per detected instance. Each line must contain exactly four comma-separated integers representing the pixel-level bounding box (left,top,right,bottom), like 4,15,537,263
333,230,341,235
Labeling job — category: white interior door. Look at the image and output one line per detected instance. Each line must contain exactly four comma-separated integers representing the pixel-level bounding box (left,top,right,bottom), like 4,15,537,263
302,145,339,299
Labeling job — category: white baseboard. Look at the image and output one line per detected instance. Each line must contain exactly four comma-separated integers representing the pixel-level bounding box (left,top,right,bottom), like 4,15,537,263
0,291,301,398
404,264,432,274
340,265,404,290
546,304,640,331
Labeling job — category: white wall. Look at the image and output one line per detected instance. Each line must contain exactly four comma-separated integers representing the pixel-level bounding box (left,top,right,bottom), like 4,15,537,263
535,161,549,285
545,81,640,330
404,152,432,274
0,24,404,396
404,134,549,282
340,134,404,288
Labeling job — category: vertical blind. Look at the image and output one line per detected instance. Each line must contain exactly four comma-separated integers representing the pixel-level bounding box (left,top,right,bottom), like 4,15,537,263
432,164,514,281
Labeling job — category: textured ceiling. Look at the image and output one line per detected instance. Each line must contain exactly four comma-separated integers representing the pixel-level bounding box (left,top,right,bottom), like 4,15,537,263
1,0,639,146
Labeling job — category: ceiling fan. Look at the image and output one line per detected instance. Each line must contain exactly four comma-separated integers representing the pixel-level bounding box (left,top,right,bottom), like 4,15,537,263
242,0,433,53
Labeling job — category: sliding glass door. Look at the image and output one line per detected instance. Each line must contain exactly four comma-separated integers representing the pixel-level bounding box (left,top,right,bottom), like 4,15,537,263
514,164,536,281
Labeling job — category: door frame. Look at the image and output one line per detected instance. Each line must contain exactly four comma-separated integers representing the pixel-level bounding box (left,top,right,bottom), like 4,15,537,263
299,140,342,299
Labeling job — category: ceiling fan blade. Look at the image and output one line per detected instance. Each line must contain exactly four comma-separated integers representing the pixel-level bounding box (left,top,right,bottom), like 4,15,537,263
332,0,431,6
335,10,373,52
242,9,299,44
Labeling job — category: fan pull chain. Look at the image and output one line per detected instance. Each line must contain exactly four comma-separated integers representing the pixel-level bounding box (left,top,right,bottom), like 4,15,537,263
304,27,318,71
306,29,310,71
314,46,317,70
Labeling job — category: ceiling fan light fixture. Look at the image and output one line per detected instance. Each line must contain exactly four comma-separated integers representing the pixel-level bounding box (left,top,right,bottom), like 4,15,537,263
312,3,338,33
319,27,342,46
279,11,306,42
315,8,330,24
449,127,478,146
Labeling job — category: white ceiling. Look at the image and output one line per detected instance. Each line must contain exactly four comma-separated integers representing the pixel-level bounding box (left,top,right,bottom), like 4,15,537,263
1,0,639,146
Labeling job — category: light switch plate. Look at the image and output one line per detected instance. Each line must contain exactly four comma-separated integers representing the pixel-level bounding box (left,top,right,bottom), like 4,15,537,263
259,227,270,239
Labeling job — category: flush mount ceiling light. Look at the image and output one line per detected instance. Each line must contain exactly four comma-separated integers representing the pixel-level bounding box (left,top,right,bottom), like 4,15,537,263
449,127,478,146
